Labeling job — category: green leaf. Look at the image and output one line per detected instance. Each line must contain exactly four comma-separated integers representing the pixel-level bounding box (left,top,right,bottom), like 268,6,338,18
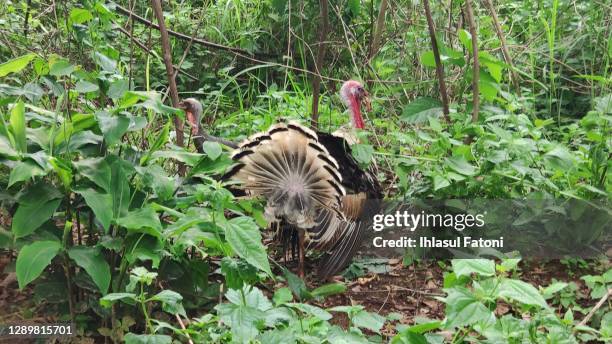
273,287,293,306
287,302,332,321
390,330,429,344
458,29,472,50
99,293,137,307
95,111,130,145
12,198,61,238
150,290,186,316
68,246,111,294
444,287,495,328
16,241,61,289
445,156,477,176
10,100,26,153
541,282,568,299
124,334,172,344
222,216,272,275
433,174,450,191
108,79,129,99
348,0,361,16
69,8,93,24
49,59,75,77
8,160,46,187
452,259,496,277
216,286,271,343
499,279,548,308
351,144,374,165
400,97,443,123
352,309,386,334
0,53,36,77
75,80,99,93
202,141,223,160
311,283,347,298
283,268,312,300
420,51,437,68
544,146,575,170
115,206,162,238
75,157,112,192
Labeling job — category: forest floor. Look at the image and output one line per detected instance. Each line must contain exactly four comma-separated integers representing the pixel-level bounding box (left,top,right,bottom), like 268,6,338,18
0,252,603,341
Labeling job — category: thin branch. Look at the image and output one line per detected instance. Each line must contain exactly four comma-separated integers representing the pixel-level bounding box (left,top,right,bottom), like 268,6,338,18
578,288,611,327
151,0,185,174
465,0,480,122
368,0,389,61
423,0,451,122
115,4,272,58
311,0,330,129
482,0,521,95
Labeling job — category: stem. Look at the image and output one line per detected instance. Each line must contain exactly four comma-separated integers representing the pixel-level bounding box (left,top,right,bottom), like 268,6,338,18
151,0,185,175
310,0,329,129
464,0,479,122
140,284,153,333
423,0,451,123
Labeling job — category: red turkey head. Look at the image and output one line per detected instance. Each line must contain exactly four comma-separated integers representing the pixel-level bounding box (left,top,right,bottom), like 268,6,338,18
340,80,370,129
178,98,202,136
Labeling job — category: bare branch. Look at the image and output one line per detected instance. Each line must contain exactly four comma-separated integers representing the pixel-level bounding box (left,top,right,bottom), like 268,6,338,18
423,0,451,123
465,0,480,122
311,0,330,129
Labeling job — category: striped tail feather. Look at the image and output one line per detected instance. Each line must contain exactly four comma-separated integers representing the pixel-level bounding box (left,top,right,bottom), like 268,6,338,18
225,122,346,228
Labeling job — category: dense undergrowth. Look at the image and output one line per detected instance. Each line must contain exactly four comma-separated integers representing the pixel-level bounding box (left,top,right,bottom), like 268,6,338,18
0,0,610,343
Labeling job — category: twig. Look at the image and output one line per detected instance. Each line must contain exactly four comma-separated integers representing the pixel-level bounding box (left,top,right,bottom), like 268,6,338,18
578,288,611,326
423,0,451,123
114,4,271,58
310,0,330,129
482,0,521,95
368,0,389,62
151,0,185,175
465,0,480,122
175,314,194,344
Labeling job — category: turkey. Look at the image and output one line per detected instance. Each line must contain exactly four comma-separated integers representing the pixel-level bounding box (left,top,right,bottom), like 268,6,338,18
179,80,382,278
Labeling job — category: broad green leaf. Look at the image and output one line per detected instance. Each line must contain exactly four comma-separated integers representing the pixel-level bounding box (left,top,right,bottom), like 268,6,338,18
458,29,472,50
222,216,271,275
75,157,114,193
10,100,26,152
400,97,443,123
150,290,186,316
499,279,548,308
0,135,17,157
273,287,293,306
311,283,347,298
351,144,374,165
68,246,111,294
69,8,93,24
141,122,170,165
115,206,162,238
75,80,99,93
390,330,428,344
0,53,36,77
100,292,137,307
541,282,568,299
92,51,117,72
216,286,270,343
433,174,450,191
287,302,332,320
452,259,496,277
283,268,311,300
352,309,386,334
124,334,172,344
95,111,131,145
420,51,437,68
12,198,61,238
544,146,575,170
108,79,129,99
202,141,222,160
445,156,477,176
49,59,75,76
348,0,361,16
444,287,495,328
16,241,61,289
8,160,46,187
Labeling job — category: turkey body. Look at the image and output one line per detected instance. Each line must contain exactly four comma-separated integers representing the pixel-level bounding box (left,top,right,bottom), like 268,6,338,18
225,122,382,278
